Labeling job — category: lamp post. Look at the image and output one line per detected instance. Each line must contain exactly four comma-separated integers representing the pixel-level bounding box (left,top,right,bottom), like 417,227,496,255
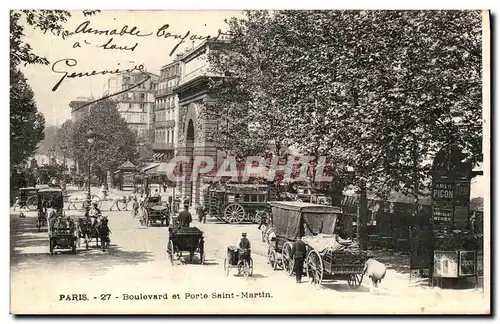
86,129,96,214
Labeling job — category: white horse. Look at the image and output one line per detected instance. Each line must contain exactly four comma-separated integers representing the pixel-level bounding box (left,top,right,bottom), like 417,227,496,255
67,194,88,210
107,194,134,211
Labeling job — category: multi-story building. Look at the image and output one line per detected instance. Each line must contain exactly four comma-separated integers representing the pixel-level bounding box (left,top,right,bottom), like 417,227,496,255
173,38,230,205
69,96,94,122
103,71,159,145
152,56,182,161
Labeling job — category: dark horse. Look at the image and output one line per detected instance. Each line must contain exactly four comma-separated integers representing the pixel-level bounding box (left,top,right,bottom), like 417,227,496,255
77,215,100,250
97,217,111,252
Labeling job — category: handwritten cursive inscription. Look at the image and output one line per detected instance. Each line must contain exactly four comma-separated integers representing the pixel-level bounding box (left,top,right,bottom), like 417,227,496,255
74,20,153,37
98,38,138,51
156,24,226,56
51,58,145,91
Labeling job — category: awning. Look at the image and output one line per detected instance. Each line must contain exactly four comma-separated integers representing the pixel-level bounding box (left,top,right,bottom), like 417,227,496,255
153,153,165,160
141,163,160,172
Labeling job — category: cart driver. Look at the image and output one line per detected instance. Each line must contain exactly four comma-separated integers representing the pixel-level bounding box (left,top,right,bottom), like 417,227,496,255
178,204,192,228
237,233,251,265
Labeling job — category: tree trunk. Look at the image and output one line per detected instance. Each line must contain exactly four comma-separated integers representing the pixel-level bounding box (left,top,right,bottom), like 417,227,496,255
358,184,369,250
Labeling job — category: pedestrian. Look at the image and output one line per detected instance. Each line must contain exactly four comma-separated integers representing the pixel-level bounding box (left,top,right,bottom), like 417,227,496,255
237,233,251,267
183,196,191,207
177,204,192,228
13,196,20,211
291,237,307,283
257,211,268,230
196,204,207,223
132,197,139,218
109,196,121,212
91,195,102,215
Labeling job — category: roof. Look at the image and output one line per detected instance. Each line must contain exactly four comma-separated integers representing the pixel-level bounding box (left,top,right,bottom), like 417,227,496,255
118,160,137,170
268,201,342,213
19,187,37,190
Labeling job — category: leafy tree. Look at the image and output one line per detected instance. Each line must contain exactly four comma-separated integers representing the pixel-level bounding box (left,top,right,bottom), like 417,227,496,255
10,10,100,67
36,125,58,155
209,10,482,248
54,119,74,159
10,67,45,167
206,11,292,159
37,163,66,184
71,99,139,182
10,10,71,67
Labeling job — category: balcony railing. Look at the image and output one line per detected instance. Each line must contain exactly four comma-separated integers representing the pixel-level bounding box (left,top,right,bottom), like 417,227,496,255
154,120,175,128
153,103,167,110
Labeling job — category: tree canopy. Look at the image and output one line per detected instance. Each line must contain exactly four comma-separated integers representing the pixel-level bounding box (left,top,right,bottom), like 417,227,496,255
208,10,483,247
10,67,45,166
71,98,139,181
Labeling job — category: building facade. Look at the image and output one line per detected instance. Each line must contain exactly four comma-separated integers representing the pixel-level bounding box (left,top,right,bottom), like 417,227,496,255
103,71,159,145
152,57,182,161
174,39,230,205
69,96,94,122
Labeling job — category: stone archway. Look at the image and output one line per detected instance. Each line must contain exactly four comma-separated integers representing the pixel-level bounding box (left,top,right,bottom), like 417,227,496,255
180,103,197,206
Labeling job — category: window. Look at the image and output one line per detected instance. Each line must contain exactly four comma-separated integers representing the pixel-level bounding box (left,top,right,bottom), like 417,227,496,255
128,103,132,110
140,103,145,112
167,130,170,144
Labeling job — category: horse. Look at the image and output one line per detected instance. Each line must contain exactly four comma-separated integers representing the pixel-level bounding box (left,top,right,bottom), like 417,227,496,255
67,194,87,210
96,217,111,252
77,215,100,249
108,194,135,211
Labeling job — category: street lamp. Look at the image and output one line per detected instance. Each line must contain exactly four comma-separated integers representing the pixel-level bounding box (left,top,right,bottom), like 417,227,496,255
86,129,96,214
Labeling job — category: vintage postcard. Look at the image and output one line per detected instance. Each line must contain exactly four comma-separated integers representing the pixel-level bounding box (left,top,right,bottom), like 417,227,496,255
9,9,490,314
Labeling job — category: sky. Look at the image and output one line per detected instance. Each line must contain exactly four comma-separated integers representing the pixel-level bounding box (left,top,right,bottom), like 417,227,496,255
20,10,243,126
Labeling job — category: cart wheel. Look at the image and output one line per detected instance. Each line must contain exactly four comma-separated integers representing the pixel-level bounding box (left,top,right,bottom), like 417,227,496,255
223,204,246,224
243,259,250,279
26,196,37,211
167,240,174,265
223,258,229,276
269,250,277,270
249,258,254,277
49,239,54,255
347,273,364,289
306,250,324,286
282,241,294,275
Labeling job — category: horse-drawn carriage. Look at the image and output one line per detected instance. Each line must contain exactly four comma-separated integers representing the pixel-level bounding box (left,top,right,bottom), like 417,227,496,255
77,213,111,252
167,224,205,265
17,187,38,211
139,196,169,227
203,183,273,224
267,201,367,288
37,188,64,232
49,216,78,255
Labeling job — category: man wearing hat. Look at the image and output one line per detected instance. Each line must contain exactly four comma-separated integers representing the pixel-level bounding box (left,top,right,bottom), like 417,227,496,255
291,236,307,283
177,204,192,228
238,232,251,266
